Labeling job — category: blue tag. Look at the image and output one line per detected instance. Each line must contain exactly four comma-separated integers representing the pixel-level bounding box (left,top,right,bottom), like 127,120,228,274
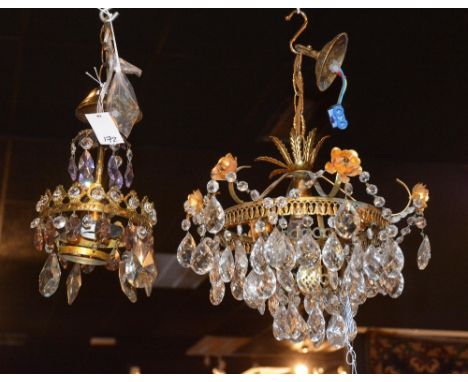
328,104,348,130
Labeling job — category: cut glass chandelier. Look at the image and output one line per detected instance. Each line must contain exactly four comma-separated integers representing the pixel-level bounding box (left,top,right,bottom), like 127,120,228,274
177,9,431,368
32,9,158,304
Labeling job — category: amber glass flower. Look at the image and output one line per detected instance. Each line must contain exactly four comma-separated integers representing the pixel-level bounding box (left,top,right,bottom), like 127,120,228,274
411,183,429,209
325,147,362,183
211,153,238,181
186,189,204,214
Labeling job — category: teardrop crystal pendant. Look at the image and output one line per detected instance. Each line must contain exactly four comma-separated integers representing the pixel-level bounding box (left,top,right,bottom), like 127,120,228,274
417,235,431,270
38,253,61,297
66,263,82,305
326,314,347,349
264,228,295,269
219,247,235,282
322,232,345,271
124,158,134,188
108,155,124,189
119,258,137,303
334,201,360,239
250,237,267,274
68,154,77,181
177,232,196,268
78,149,95,186
190,238,214,275
203,196,225,234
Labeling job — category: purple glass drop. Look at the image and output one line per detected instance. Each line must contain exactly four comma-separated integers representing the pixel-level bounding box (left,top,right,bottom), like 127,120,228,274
78,150,95,185
124,160,134,188
108,155,124,190
68,155,77,181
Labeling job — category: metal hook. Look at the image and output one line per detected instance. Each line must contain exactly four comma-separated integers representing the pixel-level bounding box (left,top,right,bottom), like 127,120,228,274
285,9,309,54
99,8,119,23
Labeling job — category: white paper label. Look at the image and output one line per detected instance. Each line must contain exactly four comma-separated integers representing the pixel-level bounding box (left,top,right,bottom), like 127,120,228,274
85,112,124,145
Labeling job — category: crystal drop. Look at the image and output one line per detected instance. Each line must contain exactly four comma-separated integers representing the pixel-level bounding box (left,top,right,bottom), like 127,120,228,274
177,232,196,268
118,259,137,303
243,272,263,309
307,306,326,344
374,196,386,208
415,216,427,229
289,304,308,341
322,232,345,271
328,270,339,290
207,179,219,193
302,215,313,227
53,215,67,229
254,219,266,233
66,214,81,242
298,230,321,266
68,184,81,199
52,187,65,203
258,267,277,299
181,219,191,231
203,196,225,234
128,195,139,210
38,254,61,297
234,240,248,276
33,227,43,251
78,150,95,186
209,282,225,306
381,271,405,298
66,263,82,305
209,252,221,286
268,211,278,225
68,154,78,181
334,202,360,239
225,172,236,183
190,239,214,275
278,217,288,229
264,228,295,269
131,250,158,290
272,308,289,341
417,235,431,270
268,293,281,317
230,274,245,301
108,155,124,190
95,215,111,243
250,189,260,201
90,185,105,200
276,196,287,209
219,247,235,282
276,269,295,293
250,237,267,274
124,160,134,188
296,265,321,295
363,244,382,281
382,240,404,273
323,288,341,315
326,314,347,349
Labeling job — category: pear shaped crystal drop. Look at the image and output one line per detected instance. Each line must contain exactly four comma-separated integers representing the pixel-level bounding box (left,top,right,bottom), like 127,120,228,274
124,158,134,188
68,153,77,181
190,238,214,275
38,253,61,297
299,230,321,266
334,201,361,239
219,247,235,282
177,232,196,268
108,154,124,190
234,240,248,277
119,258,137,303
66,263,82,305
264,228,295,269
417,235,431,270
363,244,382,281
203,196,225,234
209,282,225,306
250,237,267,274
78,149,95,186
326,314,347,349
322,232,345,271
307,305,326,344
296,264,322,295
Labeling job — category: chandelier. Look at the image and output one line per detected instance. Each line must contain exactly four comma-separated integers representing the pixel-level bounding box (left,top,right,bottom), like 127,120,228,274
31,9,158,305
177,9,431,370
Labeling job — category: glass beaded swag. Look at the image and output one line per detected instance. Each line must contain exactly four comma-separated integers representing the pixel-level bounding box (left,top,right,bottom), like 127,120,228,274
177,10,431,355
32,10,158,305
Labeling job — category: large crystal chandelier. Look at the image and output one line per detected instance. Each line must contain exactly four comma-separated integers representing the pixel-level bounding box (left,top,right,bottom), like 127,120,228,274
32,9,158,304
177,9,431,369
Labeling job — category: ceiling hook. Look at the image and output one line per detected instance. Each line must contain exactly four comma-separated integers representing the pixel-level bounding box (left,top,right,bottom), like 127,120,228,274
285,9,309,54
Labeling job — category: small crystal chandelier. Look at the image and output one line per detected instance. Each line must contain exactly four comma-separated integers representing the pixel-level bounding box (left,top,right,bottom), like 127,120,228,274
177,9,431,370
32,9,158,304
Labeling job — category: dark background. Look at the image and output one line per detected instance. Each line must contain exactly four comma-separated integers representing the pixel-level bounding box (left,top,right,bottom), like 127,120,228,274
0,9,466,373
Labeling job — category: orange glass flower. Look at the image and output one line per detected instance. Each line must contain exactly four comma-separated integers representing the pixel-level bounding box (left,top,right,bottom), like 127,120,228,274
186,189,204,214
411,183,429,209
211,153,238,181
325,147,362,183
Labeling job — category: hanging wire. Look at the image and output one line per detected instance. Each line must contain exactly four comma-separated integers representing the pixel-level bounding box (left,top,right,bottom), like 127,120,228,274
343,295,358,374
